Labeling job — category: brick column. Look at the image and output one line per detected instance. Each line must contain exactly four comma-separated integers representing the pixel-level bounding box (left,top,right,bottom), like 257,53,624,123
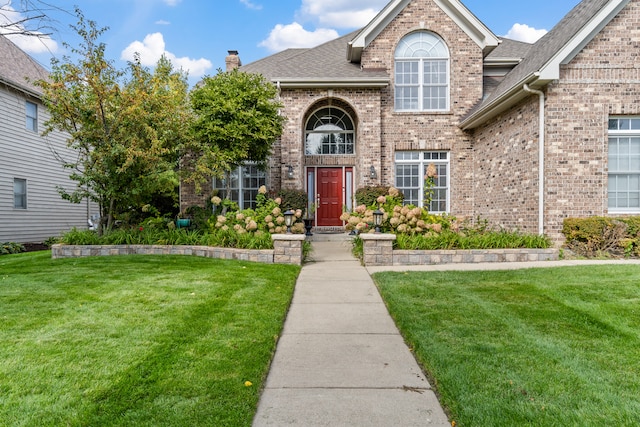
359,233,396,266
271,234,306,265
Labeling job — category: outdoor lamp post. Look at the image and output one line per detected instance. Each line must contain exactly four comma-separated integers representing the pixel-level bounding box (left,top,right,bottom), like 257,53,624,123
373,209,383,233
284,209,295,234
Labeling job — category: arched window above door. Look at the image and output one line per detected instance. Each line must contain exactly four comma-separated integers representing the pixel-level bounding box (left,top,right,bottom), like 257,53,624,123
305,107,355,155
394,31,450,112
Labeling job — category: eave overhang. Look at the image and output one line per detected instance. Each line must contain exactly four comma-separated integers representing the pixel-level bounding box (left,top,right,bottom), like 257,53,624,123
461,0,630,130
460,73,545,130
272,77,390,89
0,75,42,99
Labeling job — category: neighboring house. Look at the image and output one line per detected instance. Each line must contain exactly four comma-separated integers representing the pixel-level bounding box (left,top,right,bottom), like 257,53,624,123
0,35,94,243
182,0,640,243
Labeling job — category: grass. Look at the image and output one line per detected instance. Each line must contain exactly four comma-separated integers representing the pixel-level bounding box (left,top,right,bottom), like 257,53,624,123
0,251,299,426
373,265,640,426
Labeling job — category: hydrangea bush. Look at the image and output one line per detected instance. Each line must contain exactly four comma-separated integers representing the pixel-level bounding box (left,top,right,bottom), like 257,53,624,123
340,186,460,235
210,186,306,236
340,186,551,250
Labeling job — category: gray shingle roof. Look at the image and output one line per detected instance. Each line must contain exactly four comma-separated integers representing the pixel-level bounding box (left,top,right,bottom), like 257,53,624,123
0,34,49,96
480,0,610,108
486,38,532,61
240,30,389,85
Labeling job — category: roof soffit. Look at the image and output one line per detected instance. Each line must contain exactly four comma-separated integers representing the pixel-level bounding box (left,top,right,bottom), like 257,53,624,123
348,0,499,62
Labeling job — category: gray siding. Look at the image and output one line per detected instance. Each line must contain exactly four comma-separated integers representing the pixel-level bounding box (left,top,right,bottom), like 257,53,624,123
0,84,96,243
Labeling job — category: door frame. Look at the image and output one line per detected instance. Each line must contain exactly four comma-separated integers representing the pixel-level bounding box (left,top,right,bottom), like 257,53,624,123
306,166,354,227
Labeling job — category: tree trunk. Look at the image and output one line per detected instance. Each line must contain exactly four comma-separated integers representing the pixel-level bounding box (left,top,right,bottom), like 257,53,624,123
222,169,232,215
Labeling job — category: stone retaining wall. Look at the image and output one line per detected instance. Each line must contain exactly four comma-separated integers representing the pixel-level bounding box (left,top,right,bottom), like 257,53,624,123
51,234,306,265
359,234,559,267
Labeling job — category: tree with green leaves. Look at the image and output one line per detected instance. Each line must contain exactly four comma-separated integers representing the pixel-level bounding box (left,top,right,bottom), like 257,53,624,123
36,9,191,233
186,69,285,205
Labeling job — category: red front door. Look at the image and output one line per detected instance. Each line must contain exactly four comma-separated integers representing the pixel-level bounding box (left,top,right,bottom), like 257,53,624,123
317,168,343,226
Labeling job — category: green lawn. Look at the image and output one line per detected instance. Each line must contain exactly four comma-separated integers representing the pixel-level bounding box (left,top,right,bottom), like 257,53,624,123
373,265,640,427
0,252,299,426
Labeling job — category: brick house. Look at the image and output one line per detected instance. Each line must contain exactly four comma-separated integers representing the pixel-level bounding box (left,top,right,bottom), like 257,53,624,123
182,0,640,243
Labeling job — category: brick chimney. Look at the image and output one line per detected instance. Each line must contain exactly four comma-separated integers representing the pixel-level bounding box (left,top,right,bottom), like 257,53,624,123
225,50,241,71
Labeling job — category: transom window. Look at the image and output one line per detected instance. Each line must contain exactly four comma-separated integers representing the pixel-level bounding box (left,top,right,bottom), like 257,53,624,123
394,31,450,112
213,164,266,209
395,151,449,213
305,107,355,155
608,117,640,212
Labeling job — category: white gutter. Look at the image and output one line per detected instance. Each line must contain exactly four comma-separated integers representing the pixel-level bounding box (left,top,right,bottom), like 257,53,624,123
523,84,545,236
273,77,389,89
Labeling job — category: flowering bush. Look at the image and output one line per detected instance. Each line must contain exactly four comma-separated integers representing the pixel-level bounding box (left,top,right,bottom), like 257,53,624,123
340,186,458,235
210,187,306,235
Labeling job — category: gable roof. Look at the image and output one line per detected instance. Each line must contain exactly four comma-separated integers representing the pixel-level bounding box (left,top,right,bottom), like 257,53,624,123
485,38,532,64
461,0,630,129
347,0,499,62
240,31,389,88
0,34,48,97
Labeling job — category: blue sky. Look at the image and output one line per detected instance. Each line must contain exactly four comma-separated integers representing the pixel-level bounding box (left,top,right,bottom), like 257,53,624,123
2,0,580,85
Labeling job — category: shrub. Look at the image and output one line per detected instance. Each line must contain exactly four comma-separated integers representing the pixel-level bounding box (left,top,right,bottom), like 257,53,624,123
276,188,308,211
563,216,640,257
1,242,25,255
355,186,404,207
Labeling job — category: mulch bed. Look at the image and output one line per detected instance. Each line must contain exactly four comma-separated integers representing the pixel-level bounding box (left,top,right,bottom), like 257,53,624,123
22,243,49,252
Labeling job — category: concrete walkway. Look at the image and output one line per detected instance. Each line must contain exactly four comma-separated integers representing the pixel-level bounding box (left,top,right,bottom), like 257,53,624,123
252,234,450,426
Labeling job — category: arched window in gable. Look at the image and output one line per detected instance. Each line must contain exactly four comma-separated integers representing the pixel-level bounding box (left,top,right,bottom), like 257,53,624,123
394,31,450,112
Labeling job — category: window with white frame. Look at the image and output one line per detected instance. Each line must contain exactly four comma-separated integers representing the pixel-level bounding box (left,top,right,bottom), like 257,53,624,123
394,31,449,112
305,107,355,155
26,101,37,132
608,117,640,212
213,164,267,209
395,151,449,212
14,178,27,209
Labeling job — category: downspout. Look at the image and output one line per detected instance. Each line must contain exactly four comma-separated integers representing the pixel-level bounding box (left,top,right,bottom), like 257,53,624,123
523,84,545,235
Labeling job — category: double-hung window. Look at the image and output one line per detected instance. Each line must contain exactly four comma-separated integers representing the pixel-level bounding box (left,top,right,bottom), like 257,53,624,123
26,101,37,132
14,178,27,209
608,117,640,212
395,151,449,213
213,164,267,209
395,31,449,112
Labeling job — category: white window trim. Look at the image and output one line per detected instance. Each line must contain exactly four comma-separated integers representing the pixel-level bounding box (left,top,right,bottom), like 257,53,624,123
394,58,450,112
395,151,450,213
212,164,267,210
14,178,27,210
394,31,451,113
26,101,38,132
608,117,640,213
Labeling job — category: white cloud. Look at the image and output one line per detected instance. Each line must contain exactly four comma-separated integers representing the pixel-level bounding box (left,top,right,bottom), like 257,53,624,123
155,20,171,25
299,0,387,28
0,4,59,54
504,23,547,44
121,33,212,77
258,22,338,52
240,0,263,11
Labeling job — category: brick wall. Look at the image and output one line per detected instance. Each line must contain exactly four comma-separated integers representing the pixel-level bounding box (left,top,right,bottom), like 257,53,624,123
472,0,640,242
276,88,382,191
473,97,541,234
360,0,483,217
